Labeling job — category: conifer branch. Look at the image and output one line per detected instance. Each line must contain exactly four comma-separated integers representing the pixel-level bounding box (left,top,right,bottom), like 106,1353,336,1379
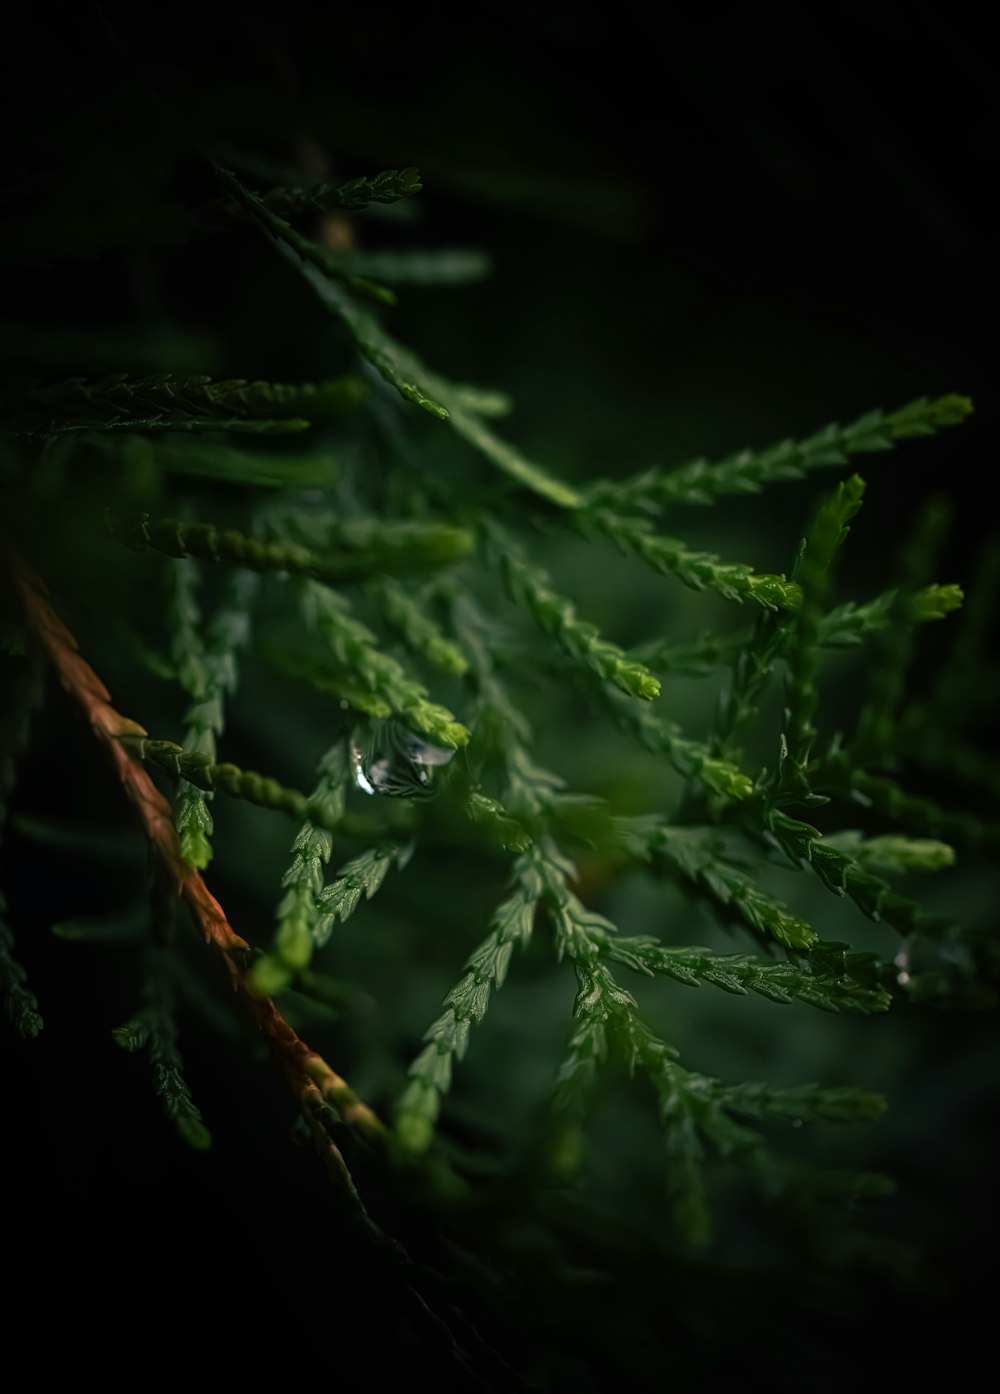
264,167,423,215
283,251,452,420
631,629,744,675
109,511,474,585
370,578,469,676
214,167,398,305
109,436,342,490
486,522,661,701
397,851,541,1151
605,692,755,801
617,820,816,949
313,516,477,575
314,843,415,941
541,842,882,1243
251,740,350,997
218,166,585,505
433,387,582,506
113,956,212,1149
633,582,961,675
14,561,385,1153
780,475,866,794
765,809,937,935
583,508,802,610
0,374,349,436
299,580,469,748
604,938,890,1014
119,736,323,825
714,612,790,753
447,591,569,822
4,122,989,1313
255,836,415,996
818,582,963,646
168,566,259,867
462,789,533,851
822,832,955,874
583,395,973,512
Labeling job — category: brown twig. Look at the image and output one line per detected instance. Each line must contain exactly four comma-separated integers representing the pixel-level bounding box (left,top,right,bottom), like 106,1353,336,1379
14,559,384,1146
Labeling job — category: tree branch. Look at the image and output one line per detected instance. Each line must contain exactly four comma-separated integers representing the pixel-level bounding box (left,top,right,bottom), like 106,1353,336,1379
13,560,383,1146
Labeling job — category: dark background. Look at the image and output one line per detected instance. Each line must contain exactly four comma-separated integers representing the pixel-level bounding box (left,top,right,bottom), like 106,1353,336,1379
2,4,997,1389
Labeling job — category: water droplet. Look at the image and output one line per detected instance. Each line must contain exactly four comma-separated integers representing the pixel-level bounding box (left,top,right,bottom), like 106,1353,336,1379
351,720,455,799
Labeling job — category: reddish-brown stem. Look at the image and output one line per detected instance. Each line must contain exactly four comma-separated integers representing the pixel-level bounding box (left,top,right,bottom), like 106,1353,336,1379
15,560,384,1144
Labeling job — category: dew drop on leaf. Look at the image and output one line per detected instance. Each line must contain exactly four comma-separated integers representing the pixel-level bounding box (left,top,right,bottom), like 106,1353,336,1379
351,719,455,798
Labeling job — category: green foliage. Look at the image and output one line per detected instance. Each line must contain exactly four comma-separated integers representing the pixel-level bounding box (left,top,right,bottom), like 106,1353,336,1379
487,521,661,699
585,509,803,610
619,821,816,949
2,141,996,1385
0,374,355,435
112,956,212,1150
583,395,973,511
120,735,326,824
780,474,866,795
169,565,258,867
264,166,423,215
297,579,469,747
109,510,474,584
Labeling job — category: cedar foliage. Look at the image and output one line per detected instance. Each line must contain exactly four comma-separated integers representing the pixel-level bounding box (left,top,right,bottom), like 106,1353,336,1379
1,9,997,1390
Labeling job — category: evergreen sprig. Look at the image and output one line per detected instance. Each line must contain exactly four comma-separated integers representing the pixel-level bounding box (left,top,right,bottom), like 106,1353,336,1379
766,809,937,936
618,820,816,949
604,937,890,1014
218,165,584,504
583,395,973,512
486,522,661,700
818,582,963,646
299,580,469,748
4,137,993,1340
112,959,212,1150
822,832,955,874
0,374,349,435
169,565,259,867
264,167,423,215
397,851,541,1152
371,578,469,675
540,842,881,1244
633,581,961,674
780,474,866,794
584,508,802,610
605,692,755,801
314,843,415,941
714,611,790,753
111,437,342,490
251,741,351,996
109,511,474,584
120,736,324,825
